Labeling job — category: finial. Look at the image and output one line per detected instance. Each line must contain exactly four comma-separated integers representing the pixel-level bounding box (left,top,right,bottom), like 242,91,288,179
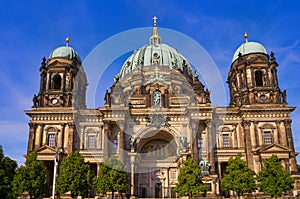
244,32,248,42
153,16,158,27
66,37,70,47
150,16,161,44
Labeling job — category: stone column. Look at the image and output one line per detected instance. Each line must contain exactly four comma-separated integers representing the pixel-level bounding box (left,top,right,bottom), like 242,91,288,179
190,121,198,161
58,124,65,149
279,121,288,146
232,124,237,148
206,119,215,173
250,121,257,149
103,122,109,158
67,123,74,153
46,73,50,90
80,126,84,150
97,163,101,177
35,124,43,149
275,121,281,145
284,120,298,173
237,123,244,148
243,121,254,169
129,153,137,197
118,122,125,162
27,123,36,153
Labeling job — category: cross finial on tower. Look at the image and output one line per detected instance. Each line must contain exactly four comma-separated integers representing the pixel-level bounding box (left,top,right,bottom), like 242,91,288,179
150,16,161,44
153,16,158,27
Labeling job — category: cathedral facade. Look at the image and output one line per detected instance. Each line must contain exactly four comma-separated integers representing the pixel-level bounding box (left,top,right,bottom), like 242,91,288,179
26,20,300,197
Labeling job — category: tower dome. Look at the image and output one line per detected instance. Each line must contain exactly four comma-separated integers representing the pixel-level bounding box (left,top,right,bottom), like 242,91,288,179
119,17,193,79
49,38,82,64
232,33,267,63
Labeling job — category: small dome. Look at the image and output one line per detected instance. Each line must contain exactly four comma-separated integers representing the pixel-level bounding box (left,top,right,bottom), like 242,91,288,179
119,43,193,78
49,46,81,63
232,41,267,63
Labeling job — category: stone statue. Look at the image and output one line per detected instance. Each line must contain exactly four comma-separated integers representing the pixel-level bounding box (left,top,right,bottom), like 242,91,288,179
153,91,161,106
104,90,111,105
199,160,210,175
179,136,188,149
32,94,39,107
282,89,287,104
129,135,138,150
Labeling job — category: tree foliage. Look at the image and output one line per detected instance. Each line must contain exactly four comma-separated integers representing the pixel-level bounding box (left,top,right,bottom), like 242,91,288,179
0,146,17,199
12,151,48,199
94,157,129,198
56,151,92,197
174,157,206,197
221,153,256,197
257,155,294,198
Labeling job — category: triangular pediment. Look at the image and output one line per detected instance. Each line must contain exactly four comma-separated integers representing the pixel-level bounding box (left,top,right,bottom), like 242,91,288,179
36,145,56,154
247,54,269,64
258,143,290,153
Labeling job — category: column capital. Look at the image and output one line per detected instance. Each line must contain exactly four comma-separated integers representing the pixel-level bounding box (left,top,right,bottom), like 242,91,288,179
242,120,251,128
284,119,292,127
67,123,75,128
28,123,36,128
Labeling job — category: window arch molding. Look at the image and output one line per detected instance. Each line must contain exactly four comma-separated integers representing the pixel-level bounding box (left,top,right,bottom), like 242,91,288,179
45,126,59,147
84,128,100,150
218,126,234,148
259,123,275,145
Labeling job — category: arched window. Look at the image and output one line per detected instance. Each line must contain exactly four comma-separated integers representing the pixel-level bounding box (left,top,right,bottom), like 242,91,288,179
255,70,263,86
53,75,62,90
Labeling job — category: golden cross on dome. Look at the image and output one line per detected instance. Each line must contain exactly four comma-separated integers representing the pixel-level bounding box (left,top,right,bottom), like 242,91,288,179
153,16,158,27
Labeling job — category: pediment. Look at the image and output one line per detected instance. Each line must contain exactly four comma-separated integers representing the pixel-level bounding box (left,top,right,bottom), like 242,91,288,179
248,54,269,63
258,143,290,153
36,145,56,154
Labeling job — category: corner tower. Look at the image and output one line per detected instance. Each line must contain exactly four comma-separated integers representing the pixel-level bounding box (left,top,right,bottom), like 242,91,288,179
35,38,87,109
26,38,87,155
228,33,283,107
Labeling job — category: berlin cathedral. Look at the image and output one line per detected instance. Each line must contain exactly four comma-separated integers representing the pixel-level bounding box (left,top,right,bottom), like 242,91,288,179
26,18,300,197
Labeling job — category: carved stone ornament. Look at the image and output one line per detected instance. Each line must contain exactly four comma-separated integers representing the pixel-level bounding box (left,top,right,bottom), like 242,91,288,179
145,114,171,129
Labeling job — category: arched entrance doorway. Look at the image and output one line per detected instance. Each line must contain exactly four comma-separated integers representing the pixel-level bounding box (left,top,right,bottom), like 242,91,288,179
135,129,180,198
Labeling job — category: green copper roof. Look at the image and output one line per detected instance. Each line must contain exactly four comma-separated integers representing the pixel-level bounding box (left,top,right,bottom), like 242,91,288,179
49,46,81,63
232,41,267,63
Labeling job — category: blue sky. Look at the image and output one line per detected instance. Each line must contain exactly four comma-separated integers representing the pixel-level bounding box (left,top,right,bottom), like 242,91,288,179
0,0,300,165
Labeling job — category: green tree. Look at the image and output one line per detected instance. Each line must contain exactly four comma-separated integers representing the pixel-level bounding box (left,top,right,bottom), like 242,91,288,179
56,151,92,198
221,153,256,198
297,164,300,173
0,146,17,199
257,155,294,198
94,157,129,199
12,151,48,199
174,157,206,198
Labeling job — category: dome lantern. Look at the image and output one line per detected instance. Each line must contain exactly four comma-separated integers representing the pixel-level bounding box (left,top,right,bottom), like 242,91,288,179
150,16,162,45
